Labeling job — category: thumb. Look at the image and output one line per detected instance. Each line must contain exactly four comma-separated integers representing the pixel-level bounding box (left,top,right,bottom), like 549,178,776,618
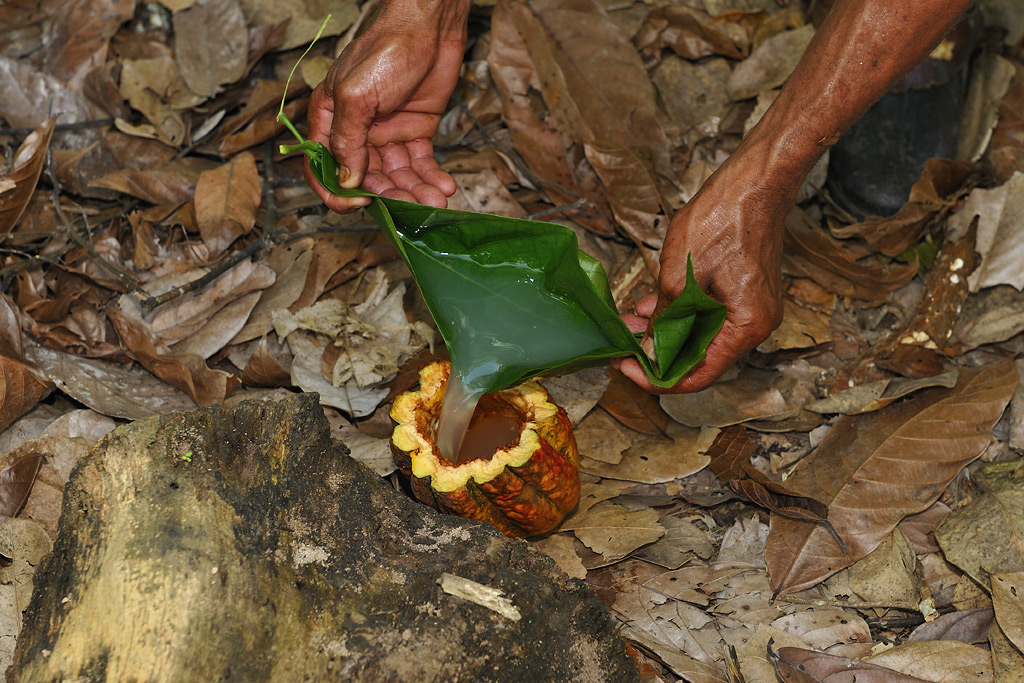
328,93,373,190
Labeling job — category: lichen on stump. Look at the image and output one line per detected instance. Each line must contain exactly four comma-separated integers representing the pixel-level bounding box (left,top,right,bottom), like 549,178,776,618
10,394,636,683
391,361,581,538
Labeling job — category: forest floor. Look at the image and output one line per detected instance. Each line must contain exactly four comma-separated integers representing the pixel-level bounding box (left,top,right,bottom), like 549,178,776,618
2,0,1024,680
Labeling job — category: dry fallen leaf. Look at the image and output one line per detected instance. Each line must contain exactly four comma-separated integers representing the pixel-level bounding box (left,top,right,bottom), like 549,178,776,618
773,646,930,682
562,503,664,564
22,344,196,420
172,0,248,99
989,620,1024,683
0,454,42,519
936,486,1024,588
949,171,1024,292
195,151,261,257
582,423,716,485
0,117,55,234
990,572,1024,655
599,367,669,436
0,357,50,435
767,360,1018,594
864,640,993,683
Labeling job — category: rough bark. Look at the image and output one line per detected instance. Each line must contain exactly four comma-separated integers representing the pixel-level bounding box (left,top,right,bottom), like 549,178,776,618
9,394,637,682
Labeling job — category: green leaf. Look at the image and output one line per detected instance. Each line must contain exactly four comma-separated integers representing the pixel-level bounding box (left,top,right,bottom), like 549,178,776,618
285,135,725,395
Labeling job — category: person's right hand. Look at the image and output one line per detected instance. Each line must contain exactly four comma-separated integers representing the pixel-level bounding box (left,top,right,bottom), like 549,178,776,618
305,0,472,213
613,136,790,394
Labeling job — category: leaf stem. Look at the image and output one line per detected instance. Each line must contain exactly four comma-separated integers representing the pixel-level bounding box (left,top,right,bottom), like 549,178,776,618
276,14,333,142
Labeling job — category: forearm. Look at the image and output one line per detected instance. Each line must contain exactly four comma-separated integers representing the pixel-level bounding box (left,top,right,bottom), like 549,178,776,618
746,0,974,195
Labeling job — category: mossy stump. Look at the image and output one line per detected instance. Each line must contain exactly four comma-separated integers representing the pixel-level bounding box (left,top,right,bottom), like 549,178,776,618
9,394,636,683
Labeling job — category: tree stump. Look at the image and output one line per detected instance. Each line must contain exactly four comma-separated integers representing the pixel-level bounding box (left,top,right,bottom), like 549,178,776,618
9,394,637,682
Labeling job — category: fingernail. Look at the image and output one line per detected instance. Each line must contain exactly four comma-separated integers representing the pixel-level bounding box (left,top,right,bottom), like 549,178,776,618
337,164,353,187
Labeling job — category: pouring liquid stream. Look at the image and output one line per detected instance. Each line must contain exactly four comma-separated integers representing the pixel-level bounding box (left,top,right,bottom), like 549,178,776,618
411,237,613,466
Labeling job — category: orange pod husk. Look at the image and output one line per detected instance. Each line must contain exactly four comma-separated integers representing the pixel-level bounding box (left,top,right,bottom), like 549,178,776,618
390,360,580,538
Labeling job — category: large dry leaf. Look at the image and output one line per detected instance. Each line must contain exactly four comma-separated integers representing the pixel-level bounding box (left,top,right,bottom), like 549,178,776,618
108,308,240,407
864,641,993,683
119,260,275,349
23,344,196,419
598,367,670,436
195,151,261,257
487,1,612,235
562,503,664,563
727,24,814,101
990,620,1024,683
582,424,716,484
0,357,50,435
0,117,54,235
770,609,871,652
172,0,248,98
582,139,665,274
0,56,96,151
773,647,932,682
767,360,1018,594
238,0,358,51
89,157,216,205
936,487,1024,589
783,209,919,304
953,285,1024,349
991,572,1024,655
42,0,133,88
909,608,993,645
661,366,805,428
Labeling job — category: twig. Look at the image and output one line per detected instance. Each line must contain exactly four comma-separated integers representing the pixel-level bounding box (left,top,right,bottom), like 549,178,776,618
45,153,149,298
139,238,265,314
0,118,115,141
527,200,594,221
262,139,280,243
779,595,920,611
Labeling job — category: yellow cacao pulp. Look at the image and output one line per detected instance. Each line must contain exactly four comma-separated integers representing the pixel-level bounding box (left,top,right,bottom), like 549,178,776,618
390,361,580,538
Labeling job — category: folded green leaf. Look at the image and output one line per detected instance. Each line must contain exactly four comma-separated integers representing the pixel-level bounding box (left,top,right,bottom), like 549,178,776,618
280,136,724,394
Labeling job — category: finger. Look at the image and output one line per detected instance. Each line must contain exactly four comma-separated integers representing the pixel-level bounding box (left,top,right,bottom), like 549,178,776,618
378,142,450,208
407,138,456,196
325,80,374,190
303,158,371,214
615,358,665,394
636,294,658,318
620,313,649,335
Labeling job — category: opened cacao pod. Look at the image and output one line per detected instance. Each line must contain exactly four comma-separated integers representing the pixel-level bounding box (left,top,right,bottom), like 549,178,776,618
390,360,580,538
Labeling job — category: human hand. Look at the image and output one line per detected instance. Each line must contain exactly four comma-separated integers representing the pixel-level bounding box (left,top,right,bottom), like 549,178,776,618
305,0,471,213
614,146,794,394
